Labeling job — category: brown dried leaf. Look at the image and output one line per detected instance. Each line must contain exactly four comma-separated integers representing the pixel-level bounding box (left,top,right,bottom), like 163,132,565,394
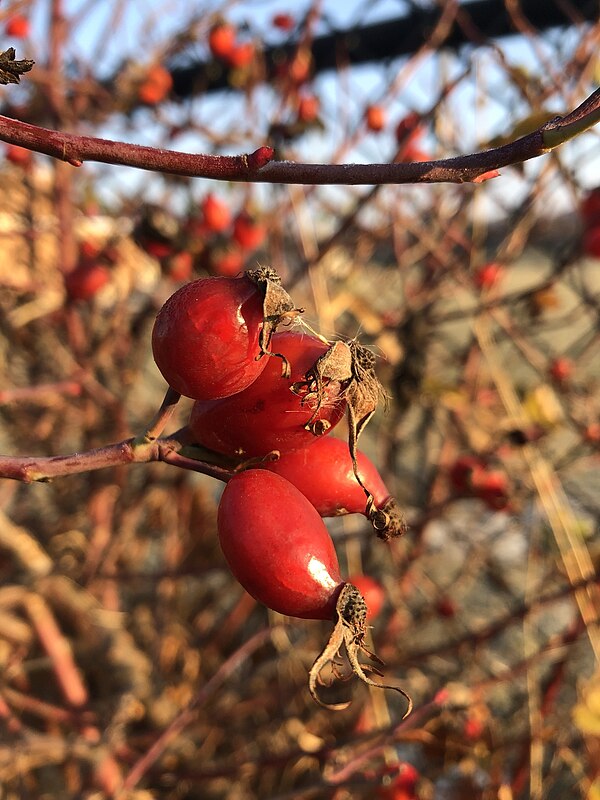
0,48,34,85
246,266,303,376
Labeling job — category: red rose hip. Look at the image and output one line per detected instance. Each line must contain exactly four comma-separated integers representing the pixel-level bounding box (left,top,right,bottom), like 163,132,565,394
187,331,347,457
152,275,265,399
218,470,344,619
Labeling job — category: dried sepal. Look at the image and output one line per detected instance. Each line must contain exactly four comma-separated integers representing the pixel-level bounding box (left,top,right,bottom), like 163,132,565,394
366,495,408,541
246,267,304,377
293,337,395,529
309,583,412,715
0,48,34,85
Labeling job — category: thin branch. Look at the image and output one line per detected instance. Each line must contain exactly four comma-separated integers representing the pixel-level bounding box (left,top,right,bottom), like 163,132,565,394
0,87,597,184
0,436,233,483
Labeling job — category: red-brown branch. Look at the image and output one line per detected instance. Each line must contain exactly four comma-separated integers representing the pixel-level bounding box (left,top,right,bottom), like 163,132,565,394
0,87,597,184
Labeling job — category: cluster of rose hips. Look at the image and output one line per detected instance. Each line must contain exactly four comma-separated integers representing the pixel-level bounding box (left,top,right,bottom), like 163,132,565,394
133,198,267,284
151,267,410,712
208,20,255,70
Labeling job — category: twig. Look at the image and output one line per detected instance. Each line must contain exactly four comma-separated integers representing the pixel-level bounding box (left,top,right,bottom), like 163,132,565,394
121,626,276,793
0,435,232,483
0,87,597,184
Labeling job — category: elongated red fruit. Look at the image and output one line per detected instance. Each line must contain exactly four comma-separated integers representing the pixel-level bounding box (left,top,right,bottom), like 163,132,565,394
262,435,391,516
217,470,344,619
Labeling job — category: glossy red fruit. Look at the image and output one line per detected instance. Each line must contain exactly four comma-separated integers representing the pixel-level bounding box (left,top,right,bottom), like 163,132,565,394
218,470,344,619
208,22,236,61
65,263,110,302
188,331,347,457
263,435,391,516
5,15,29,38
201,193,231,234
232,212,266,251
347,574,385,621
151,275,267,400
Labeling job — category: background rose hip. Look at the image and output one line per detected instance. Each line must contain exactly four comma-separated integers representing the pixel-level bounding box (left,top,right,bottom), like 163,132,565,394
151,274,267,400
187,331,347,457
64,262,111,302
217,470,344,619
201,193,231,233
208,22,237,61
366,104,386,132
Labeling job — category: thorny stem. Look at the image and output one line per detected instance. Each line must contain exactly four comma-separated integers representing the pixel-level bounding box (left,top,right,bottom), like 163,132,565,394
0,87,597,184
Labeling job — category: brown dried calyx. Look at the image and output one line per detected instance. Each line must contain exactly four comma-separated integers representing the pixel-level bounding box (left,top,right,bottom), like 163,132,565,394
309,583,412,714
367,496,408,542
294,337,406,540
246,267,303,377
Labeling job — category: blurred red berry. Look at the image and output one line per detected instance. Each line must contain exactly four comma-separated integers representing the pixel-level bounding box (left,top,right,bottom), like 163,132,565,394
233,212,266,251
65,263,110,302
580,188,600,228
549,356,573,384
227,42,255,69
583,226,600,258
5,144,33,168
436,596,457,618
584,423,600,444
208,22,236,61
297,94,320,123
272,12,295,31
166,251,193,282
395,112,423,146
463,715,485,740
399,144,430,162
377,763,419,800
449,455,486,494
366,104,386,132
209,244,245,277
138,64,172,105
5,15,29,38
473,470,510,511
474,262,503,290
201,194,231,234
